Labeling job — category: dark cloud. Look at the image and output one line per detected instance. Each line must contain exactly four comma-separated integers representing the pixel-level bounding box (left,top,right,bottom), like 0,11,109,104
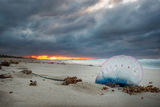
0,0,63,33
0,0,160,58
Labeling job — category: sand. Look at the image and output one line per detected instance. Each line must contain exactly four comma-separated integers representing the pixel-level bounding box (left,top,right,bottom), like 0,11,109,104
0,59,160,107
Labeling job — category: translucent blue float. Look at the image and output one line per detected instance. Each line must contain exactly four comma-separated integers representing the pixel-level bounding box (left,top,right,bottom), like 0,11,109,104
96,55,143,86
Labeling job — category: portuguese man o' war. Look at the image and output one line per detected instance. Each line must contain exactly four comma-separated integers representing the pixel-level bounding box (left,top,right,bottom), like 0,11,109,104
96,55,143,86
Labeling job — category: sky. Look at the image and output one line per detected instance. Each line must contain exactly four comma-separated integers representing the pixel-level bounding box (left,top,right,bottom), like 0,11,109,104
0,0,160,58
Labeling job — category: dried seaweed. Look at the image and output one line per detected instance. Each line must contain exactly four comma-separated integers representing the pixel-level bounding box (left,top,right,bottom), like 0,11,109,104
29,80,37,86
122,85,160,95
63,76,82,85
0,74,12,79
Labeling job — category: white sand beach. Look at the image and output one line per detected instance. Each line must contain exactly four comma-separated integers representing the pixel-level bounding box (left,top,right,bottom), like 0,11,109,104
0,58,160,107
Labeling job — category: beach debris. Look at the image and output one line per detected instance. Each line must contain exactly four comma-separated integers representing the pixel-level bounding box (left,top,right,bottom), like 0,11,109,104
9,60,19,64
49,62,54,64
101,83,160,95
57,62,66,65
141,97,143,99
61,62,66,65
9,91,13,94
20,69,32,75
1,61,10,66
102,86,108,90
63,76,82,85
100,93,104,95
88,64,93,66
105,83,126,88
122,85,160,95
0,74,12,79
149,82,152,84
29,80,37,86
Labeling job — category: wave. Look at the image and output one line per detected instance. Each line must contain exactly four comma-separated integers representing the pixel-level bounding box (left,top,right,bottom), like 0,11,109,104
139,59,160,69
47,58,160,69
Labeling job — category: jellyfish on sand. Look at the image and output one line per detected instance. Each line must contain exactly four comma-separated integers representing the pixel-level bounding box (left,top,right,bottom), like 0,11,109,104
96,55,143,86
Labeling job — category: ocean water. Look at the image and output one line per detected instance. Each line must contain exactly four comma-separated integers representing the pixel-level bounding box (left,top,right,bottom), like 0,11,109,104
47,58,160,69
139,59,160,69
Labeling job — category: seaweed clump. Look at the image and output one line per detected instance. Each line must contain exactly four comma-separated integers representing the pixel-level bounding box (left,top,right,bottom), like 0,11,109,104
103,82,160,95
122,85,160,95
1,61,10,66
29,80,37,86
21,70,32,75
0,74,12,79
9,60,19,64
102,86,108,90
63,76,82,85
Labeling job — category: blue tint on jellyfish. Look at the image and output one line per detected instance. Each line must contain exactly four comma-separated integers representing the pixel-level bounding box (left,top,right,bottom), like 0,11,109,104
96,77,128,85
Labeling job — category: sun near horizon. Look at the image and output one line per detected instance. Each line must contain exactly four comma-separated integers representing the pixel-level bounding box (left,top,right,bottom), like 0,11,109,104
26,55,95,60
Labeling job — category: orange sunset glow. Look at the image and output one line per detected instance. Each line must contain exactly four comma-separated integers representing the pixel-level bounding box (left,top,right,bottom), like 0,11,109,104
28,55,94,60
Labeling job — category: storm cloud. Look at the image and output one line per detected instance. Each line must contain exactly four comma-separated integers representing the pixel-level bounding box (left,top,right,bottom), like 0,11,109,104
0,0,160,58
